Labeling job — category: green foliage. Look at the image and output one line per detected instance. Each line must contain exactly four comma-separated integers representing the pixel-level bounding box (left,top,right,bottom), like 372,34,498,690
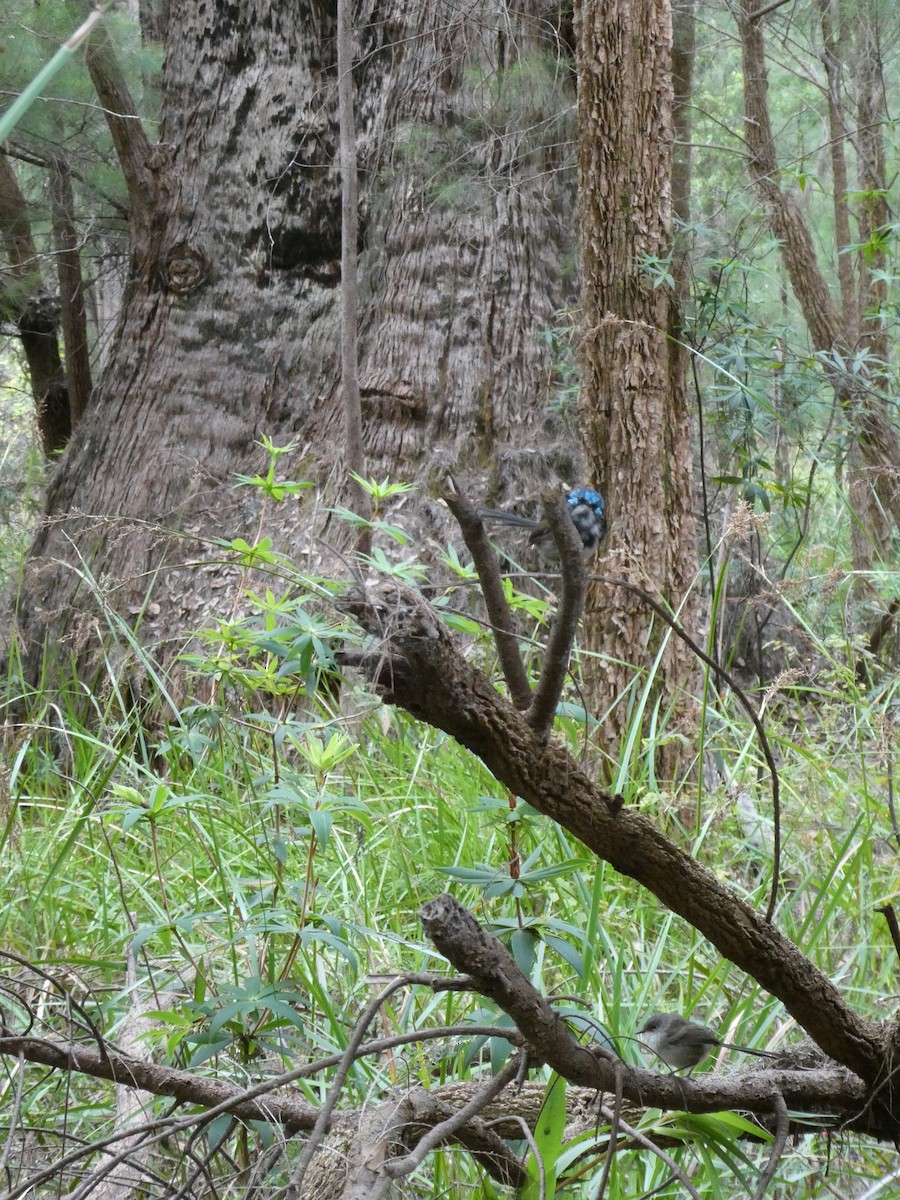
3,461,899,1194
1,2,159,145
3,0,900,1186
522,1072,567,1198
0,2,161,480
0,2,117,143
234,436,314,502
0,349,44,584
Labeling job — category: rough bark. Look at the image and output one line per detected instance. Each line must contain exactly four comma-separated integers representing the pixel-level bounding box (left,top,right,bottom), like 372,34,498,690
0,152,70,456
129,0,168,44
574,0,698,764
15,0,581,682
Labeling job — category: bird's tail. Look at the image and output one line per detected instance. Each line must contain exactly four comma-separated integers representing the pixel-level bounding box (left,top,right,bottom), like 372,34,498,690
474,507,539,530
721,1042,782,1060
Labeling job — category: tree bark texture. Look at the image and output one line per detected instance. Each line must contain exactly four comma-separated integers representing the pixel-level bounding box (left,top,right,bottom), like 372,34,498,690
574,0,698,755
16,1,581,678
336,0,371,537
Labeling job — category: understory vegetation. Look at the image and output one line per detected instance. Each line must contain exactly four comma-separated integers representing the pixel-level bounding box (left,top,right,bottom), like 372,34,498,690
2,0,900,1193
2,455,898,1195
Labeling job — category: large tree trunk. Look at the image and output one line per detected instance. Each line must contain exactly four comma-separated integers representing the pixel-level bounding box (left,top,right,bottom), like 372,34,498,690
16,1,581,683
575,0,698,769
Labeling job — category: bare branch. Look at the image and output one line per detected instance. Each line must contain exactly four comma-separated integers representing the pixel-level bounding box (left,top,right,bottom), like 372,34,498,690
594,1062,625,1200
287,974,420,1195
444,481,532,709
597,1104,703,1200
421,893,611,1086
0,1035,319,1132
875,904,900,965
753,1091,790,1200
80,22,154,218
527,489,587,737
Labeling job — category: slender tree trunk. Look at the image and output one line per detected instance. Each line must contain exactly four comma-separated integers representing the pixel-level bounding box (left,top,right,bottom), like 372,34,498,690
575,0,698,773
851,10,893,567
817,0,857,331
855,16,889,368
671,0,695,230
336,0,370,541
50,157,93,425
738,0,900,560
0,152,70,455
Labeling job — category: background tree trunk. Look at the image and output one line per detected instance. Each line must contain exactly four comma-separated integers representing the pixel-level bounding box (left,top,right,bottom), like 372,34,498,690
16,0,582,682
50,157,93,426
575,0,698,771
739,0,900,566
336,0,371,542
0,153,71,456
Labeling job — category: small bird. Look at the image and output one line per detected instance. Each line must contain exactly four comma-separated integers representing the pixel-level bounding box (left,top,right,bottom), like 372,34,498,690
477,487,607,554
637,1012,782,1071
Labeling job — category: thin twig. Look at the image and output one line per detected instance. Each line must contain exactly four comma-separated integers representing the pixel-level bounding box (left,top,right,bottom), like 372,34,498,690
292,1021,522,1076
748,0,794,21
0,949,110,1067
594,1060,625,1200
486,1114,544,1197
285,975,418,1195
598,1104,703,1200
753,1091,790,1200
0,1052,25,1175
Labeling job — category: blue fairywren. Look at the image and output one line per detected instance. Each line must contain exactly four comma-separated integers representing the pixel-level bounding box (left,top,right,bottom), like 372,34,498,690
477,487,607,554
